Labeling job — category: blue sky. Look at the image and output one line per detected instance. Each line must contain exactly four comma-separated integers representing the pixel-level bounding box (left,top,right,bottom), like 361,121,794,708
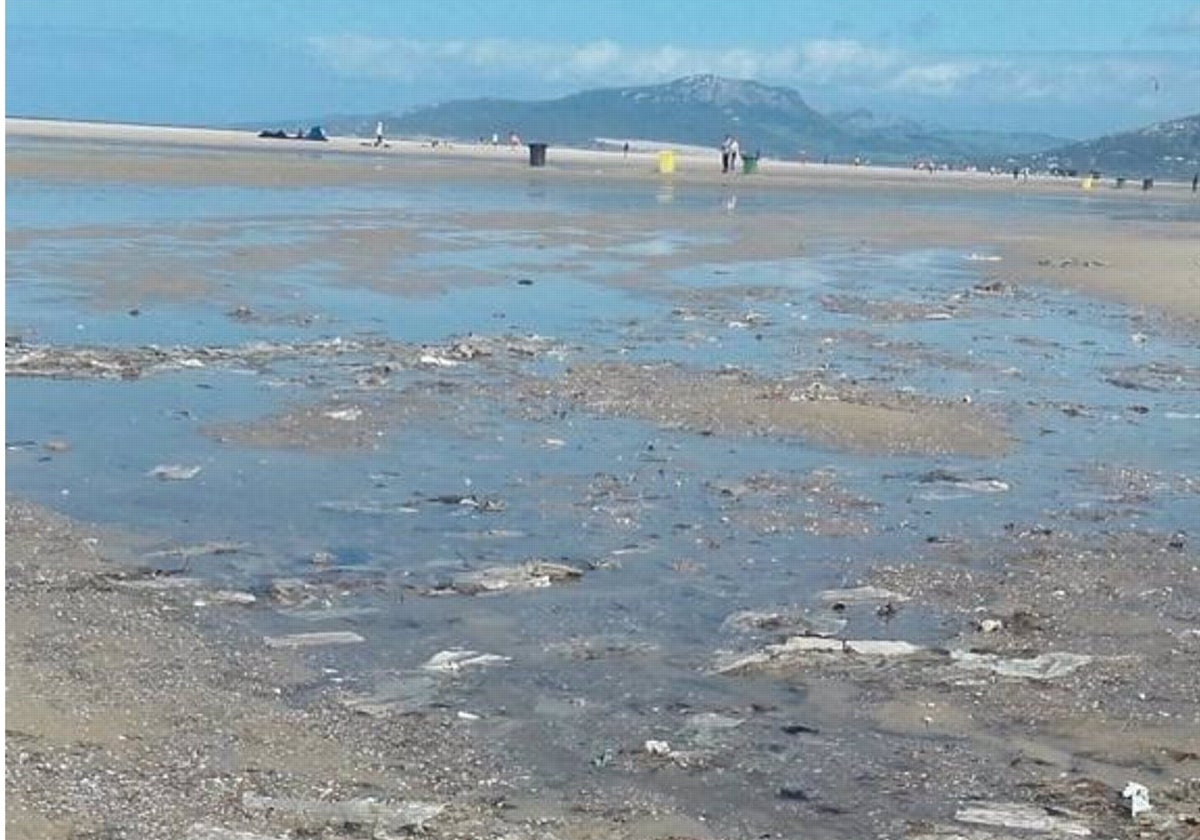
7,0,1200,138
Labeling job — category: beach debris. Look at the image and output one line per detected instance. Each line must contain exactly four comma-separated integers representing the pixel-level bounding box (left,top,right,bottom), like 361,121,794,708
686,712,745,732
721,608,846,637
4,334,559,381
592,748,616,768
280,605,381,623
263,631,365,649
977,618,1004,634
954,801,1092,836
818,586,910,606
186,826,287,840
143,541,247,561
713,636,931,675
203,590,257,606
148,464,202,481
241,792,444,834
340,674,440,717
227,305,257,322
781,723,820,735
950,650,1093,681
427,493,506,512
1123,782,1152,818
778,786,811,801
684,713,745,745
433,560,584,596
971,279,1017,296
1039,257,1108,269
917,469,1009,494
421,648,510,674
267,577,318,606
644,739,673,757
109,573,205,593
323,407,363,422
545,636,659,661
319,500,421,516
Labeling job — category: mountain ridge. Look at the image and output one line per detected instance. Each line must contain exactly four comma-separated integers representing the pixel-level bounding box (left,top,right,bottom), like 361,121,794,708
1024,114,1200,179
289,75,1194,174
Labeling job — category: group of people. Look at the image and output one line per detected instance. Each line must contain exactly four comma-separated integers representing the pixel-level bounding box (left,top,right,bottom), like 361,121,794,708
720,135,741,173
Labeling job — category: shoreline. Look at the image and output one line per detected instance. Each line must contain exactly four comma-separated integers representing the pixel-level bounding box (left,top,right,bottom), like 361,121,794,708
8,117,1200,325
10,116,1200,195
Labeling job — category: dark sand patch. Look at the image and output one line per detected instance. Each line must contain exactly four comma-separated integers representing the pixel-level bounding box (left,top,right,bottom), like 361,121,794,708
521,362,1010,456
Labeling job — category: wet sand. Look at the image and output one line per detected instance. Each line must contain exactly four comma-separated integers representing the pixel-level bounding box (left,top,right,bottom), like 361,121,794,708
9,120,1199,323
8,123,1200,839
7,499,733,840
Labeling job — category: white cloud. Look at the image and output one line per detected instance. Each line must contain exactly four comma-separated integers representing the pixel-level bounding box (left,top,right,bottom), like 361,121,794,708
306,34,1200,123
802,39,896,70
307,35,899,88
571,40,623,73
888,62,979,95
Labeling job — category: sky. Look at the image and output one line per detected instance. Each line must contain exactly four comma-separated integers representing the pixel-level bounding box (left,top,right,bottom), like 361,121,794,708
7,0,1200,139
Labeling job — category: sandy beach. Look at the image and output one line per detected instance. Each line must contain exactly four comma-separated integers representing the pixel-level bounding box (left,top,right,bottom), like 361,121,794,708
7,119,1200,839
9,118,1199,323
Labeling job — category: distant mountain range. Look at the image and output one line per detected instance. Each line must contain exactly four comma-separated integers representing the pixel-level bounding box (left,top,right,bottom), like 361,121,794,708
1020,114,1200,179
301,75,1198,176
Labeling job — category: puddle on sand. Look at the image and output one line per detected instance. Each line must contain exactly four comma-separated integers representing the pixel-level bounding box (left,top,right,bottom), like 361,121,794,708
8,146,1200,837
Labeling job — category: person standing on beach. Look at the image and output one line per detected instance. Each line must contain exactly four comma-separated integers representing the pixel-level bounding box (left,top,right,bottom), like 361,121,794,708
729,137,740,173
721,135,731,173
374,121,384,147
1193,172,1198,193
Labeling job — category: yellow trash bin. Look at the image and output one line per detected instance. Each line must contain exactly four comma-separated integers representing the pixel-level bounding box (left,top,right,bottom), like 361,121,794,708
657,150,676,174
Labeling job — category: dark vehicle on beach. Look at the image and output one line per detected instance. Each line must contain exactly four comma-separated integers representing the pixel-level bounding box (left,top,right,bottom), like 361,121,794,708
258,126,328,141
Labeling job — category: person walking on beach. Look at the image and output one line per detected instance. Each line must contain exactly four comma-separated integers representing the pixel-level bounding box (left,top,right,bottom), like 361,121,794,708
729,137,740,173
374,121,385,147
721,135,732,173
1193,172,1198,193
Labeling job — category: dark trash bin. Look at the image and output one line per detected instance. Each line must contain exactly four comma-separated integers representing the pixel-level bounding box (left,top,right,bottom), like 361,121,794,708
1142,177,1154,191
528,143,548,167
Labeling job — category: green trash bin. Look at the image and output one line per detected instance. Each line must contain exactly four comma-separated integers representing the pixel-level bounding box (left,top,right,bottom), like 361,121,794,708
741,154,759,174
528,143,548,167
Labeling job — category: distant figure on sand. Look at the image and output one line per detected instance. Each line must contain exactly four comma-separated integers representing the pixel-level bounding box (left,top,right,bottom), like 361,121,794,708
729,137,740,173
721,135,732,173
1193,172,1198,193
374,121,385,147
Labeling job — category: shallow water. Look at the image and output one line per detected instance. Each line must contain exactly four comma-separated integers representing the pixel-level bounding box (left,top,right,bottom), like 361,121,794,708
7,143,1200,835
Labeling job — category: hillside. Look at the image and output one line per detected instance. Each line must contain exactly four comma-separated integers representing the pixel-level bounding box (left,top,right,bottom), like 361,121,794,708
341,75,844,158
307,78,1200,175
314,76,1066,164
1023,115,1200,179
